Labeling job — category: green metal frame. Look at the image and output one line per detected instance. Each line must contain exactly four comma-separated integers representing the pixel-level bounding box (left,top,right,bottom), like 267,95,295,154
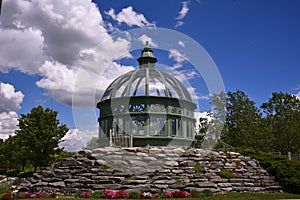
97,42,197,147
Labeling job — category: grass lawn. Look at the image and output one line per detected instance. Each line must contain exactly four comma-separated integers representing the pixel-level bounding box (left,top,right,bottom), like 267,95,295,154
47,193,300,200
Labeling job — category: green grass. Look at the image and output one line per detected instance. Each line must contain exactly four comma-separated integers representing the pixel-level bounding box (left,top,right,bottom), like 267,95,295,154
52,193,300,200
202,192,300,200
2,192,300,200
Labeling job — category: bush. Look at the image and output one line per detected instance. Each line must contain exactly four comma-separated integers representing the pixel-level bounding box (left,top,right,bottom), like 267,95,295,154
128,191,140,199
202,189,213,197
219,168,235,179
238,148,300,194
0,183,12,197
193,163,203,174
190,190,201,198
91,190,103,198
74,191,81,198
18,170,34,178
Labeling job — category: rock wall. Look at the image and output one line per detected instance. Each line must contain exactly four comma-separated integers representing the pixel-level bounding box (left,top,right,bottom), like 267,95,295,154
18,147,281,194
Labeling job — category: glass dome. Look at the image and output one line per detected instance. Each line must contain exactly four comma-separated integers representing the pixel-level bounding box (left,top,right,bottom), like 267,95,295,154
101,68,193,102
97,42,196,147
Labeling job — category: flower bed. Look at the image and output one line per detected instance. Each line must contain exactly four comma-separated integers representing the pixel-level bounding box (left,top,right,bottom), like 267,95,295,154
2,190,197,199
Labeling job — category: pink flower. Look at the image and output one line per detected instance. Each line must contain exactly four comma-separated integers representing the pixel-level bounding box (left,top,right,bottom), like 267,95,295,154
49,192,56,198
179,191,190,198
80,192,91,198
163,191,173,198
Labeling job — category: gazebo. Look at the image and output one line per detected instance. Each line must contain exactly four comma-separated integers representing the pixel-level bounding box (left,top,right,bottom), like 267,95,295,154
97,42,196,147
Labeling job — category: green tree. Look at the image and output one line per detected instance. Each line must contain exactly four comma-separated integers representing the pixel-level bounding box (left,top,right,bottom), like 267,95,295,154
211,90,274,151
15,106,69,172
193,117,208,148
224,90,273,151
261,92,300,154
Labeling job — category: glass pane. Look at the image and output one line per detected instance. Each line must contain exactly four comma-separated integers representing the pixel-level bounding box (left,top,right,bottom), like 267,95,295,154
149,70,167,96
130,70,146,96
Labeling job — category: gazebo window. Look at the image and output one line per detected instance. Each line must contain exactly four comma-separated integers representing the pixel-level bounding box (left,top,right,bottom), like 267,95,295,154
131,116,145,135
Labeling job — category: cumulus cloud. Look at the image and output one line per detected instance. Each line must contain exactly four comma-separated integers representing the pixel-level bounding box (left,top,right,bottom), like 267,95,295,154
0,82,24,139
175,1,189,28
0,0,137,106
0,82,24,112
0,111,19,140
0,28,45,74
59,128,98,152
138,34,158,47
106,6,155,27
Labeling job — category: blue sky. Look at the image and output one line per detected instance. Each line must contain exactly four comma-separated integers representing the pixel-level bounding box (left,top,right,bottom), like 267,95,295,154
0,0,299,149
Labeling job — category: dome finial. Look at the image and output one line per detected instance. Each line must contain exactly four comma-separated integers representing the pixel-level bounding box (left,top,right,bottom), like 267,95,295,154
145,41,150,48
137,41,157,68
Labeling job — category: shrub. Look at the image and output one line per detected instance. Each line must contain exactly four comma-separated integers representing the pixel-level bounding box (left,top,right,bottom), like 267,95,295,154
18,170,34,178
219,168,235,179
238,148,300,194
74,191,82,198
193,163,203,174
128,191,140,199
0,182,12,196
91,190,103,198
202,189,213,197
190,190,201,198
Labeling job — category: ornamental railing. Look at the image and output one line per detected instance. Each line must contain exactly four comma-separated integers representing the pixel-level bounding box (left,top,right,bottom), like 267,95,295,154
109,129,133,147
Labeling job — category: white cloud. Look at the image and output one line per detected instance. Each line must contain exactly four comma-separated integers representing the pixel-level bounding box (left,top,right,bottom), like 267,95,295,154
59,128,98,152
175,2,189,28
169,49,188,63
138,34,158,48
176,1,189,20
178,40,186,48
168,48,188,69
0,28,45,74
175,21,184,28
187,87,209,100
0,82,24,139
0,0,136,106
106,6,155,27
296,92,300,99
0,82,24,112
0,111,19,140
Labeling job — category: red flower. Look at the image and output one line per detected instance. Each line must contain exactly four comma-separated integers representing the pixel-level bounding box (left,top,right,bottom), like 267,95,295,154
2,193,12,200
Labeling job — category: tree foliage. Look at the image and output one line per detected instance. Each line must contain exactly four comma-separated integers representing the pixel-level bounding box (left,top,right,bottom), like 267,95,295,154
199,90,299,154
261,92,300,154
14,106,69,171
0,106,70,174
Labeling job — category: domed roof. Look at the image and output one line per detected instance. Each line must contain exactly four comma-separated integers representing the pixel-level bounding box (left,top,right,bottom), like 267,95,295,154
101,42,193,102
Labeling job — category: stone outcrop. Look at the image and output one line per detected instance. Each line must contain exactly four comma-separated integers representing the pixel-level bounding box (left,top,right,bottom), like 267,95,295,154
18,147,281,194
